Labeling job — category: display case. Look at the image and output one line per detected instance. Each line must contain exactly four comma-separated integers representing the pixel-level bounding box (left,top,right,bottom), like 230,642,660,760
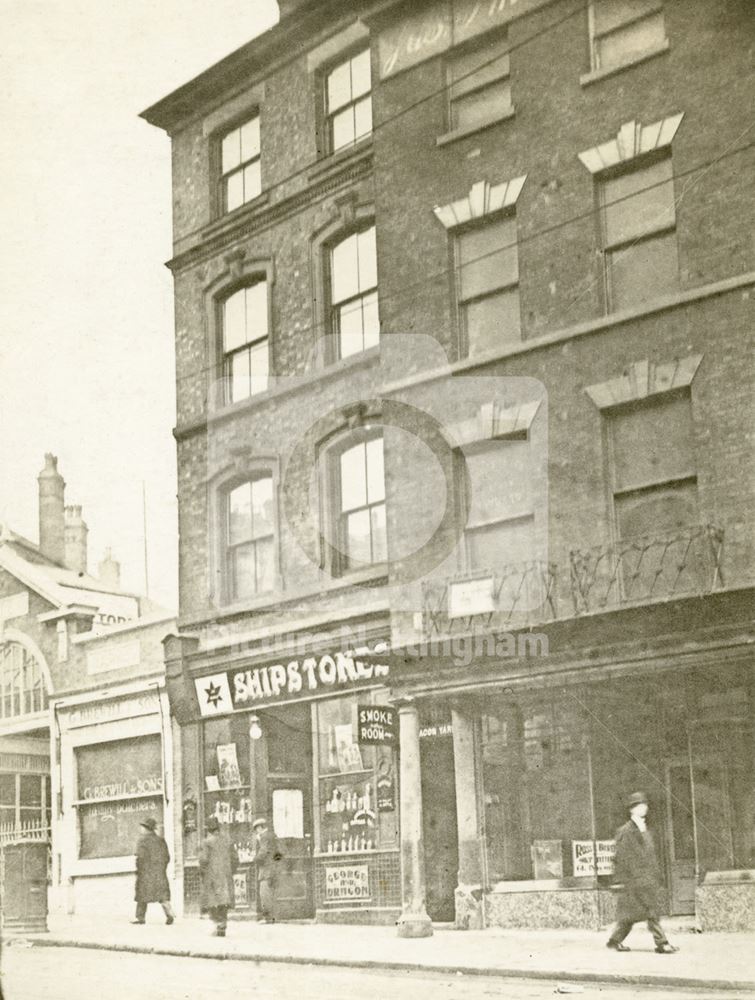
320,770,378,854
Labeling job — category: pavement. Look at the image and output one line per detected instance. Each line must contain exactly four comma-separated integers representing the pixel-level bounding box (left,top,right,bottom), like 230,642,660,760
5,913,755,993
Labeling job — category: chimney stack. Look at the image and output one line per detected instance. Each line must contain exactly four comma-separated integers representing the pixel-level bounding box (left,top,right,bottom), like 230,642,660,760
64,505,88,575
97,548,121,590
278,0,310,18
38,454,66,565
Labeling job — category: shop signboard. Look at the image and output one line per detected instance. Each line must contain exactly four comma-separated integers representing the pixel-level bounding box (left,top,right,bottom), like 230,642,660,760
357,705,396,745
194,643,390,718
448,577,495,619
376,766,395,813
572,839,616,877
325,863,370,902
233,871,250,908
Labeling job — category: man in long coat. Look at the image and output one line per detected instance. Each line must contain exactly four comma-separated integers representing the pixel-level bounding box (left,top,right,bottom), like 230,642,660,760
133,817,175,924
607,792,678,953
199,816,234,936
252,816,280,923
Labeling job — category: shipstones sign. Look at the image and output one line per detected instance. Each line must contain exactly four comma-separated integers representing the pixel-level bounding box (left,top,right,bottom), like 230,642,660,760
194,643,390,716
378,0,552,80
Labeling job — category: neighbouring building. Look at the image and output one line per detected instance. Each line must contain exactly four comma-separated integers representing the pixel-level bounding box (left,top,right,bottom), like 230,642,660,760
142,0,754,931
0,456,176,920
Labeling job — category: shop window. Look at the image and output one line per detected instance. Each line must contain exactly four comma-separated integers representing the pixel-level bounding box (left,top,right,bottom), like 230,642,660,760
221,281,270,404
457,214,521,355
600,155,678,312
334,434,386,571
225,474,275,601
325,48,372,155
0,641,48,719
329,225,379,359
447,33,512,134
75,735,163,860
589,0,667,73
462,434,534,572
608,391,701,596
220,114,261,213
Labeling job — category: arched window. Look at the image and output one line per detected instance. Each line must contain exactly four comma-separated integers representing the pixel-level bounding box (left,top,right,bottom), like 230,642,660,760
0,641,48,719
329,225,379,360
225,474,276,600
334,434,386,571
221,281,270,403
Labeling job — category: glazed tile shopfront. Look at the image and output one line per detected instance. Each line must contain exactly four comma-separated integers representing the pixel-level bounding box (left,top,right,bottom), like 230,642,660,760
165,627,402,923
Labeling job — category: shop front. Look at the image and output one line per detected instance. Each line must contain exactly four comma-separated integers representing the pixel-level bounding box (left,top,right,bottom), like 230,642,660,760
170,636,402,924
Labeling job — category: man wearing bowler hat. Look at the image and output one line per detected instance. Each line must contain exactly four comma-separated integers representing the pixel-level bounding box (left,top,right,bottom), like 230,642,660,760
133,816,175,925
252,816,280,923
607,791,678,953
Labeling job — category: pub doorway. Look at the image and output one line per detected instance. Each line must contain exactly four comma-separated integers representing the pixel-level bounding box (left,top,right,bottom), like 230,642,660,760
420,714,459,922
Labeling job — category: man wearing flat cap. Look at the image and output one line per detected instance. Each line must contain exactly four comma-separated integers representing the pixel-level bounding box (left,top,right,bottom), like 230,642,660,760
252,816,281,923
133,816,175,925
607,792,678,954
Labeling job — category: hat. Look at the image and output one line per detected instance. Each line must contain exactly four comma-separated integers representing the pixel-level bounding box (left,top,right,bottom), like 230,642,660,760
252,817,268,829
206,816,220,832
140,817,157,831
627,791,648,808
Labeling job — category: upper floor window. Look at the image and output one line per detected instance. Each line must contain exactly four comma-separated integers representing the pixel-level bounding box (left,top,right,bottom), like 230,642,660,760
330,225,379,359
336,436,386,571
600,155,677,312
221,114,261,213
0,642,48,719
447,33,512,134
226,475,275,601
326,48,372,154
462,435,534,572
589,0,667,73
458,214,520,356
222,282,269,403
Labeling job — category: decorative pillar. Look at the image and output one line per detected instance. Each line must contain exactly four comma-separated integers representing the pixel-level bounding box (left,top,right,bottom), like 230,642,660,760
396,699,433,938
452,704,484,929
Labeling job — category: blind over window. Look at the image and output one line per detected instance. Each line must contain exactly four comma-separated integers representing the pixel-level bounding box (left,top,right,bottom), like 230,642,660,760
610,392,694,492
602,157,674,247
458,217,518,301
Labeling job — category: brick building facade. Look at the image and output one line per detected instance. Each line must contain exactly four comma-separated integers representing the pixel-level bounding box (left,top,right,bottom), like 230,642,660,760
144,0,755,930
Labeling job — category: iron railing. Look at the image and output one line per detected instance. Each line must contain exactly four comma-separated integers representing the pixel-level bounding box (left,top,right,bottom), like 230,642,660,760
569,524,724,615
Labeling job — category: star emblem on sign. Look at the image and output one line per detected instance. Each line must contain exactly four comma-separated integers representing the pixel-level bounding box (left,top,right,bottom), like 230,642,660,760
204,682,222,708
194,673,232,716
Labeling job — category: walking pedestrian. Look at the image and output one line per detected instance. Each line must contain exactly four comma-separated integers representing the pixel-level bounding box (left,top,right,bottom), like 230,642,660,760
133,817,175,925
199,816,234,936
252,816,281,923
607,791,678,954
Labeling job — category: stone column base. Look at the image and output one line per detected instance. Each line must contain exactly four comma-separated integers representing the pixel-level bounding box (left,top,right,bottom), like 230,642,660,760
455,884,484,929
397,911,433,937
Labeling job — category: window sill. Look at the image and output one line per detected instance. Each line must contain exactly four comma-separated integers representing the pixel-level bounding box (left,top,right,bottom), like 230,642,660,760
436,107,516,147
580,40,670,87
307,137,374,184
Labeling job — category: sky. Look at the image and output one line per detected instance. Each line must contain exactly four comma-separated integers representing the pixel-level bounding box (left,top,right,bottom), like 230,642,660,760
0,0,280,609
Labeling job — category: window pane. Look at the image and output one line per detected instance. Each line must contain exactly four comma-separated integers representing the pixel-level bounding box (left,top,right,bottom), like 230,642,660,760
459,217,518,300
616,481,698,539
467,517,535,571
327,58,352,113
255,537,276,593
331,106,355,152
362,291,380,350
240,116,260,161
464,288,521,355
20,775,41,807
607,231,678,311
248,339,269,396
597,11,666,68
611,393,695,491
243,161,261,202
466,440,532,526
354,96,373,141
331,233,359,304
449,36,509,90
603,158,674,246
245,281,268,342
225,170,244,213
340,443,367,512
0,774,15,804
338,300,365,358
366,437,385,504
232,543,256,599
345,509,371,565
451,78,511,131
229,482,252,545
593,0,662,36
357,226,377,291
229,349,251,402
251,476,274,539
223,289,246,352
221,127,241,174
370,503,387,563
351,49,371,99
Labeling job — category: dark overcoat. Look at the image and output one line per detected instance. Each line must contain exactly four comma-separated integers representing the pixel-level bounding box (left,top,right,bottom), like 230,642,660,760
134,830,171,903
253,828,280,883
199,831,234,909
613,819,663,923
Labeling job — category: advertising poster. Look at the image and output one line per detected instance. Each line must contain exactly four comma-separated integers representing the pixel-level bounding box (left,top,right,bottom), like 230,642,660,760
325,864,370,901
216,743,241,788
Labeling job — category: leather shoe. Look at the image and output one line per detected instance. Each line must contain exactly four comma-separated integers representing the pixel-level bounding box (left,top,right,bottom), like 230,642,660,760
655,943,679,954
606,940,630,951
131,920,145,925
166,916,174,925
